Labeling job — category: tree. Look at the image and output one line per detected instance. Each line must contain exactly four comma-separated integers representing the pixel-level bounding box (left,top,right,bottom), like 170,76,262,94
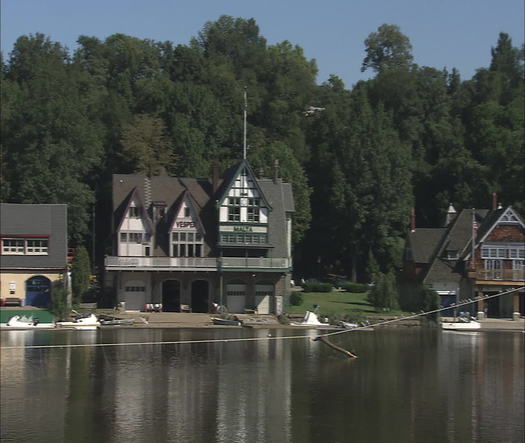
71,246,91,304
368,270,399,311
119,113,177,175
361,24,413,74
50,279,70,320
2,34,103,243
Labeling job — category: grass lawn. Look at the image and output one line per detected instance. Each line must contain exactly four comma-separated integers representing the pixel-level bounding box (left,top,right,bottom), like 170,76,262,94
286,291,410,318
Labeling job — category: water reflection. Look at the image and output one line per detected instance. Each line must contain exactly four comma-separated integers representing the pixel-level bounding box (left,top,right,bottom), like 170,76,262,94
1,329,523,443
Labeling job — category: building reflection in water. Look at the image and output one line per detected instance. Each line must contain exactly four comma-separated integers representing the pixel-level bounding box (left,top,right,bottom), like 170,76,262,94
1,328,523,442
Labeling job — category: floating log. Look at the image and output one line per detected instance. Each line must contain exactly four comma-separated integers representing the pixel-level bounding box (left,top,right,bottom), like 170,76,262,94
314,335,358,358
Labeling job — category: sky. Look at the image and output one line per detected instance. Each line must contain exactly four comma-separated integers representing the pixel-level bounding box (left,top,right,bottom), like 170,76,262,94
1,0,523,87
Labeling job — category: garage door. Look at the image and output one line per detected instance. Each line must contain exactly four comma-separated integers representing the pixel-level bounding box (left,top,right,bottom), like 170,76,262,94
226,284,246,313
124,282,146,310
255,284,274,314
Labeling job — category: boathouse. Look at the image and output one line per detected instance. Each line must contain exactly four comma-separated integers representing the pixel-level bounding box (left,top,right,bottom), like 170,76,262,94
104,160,294,314
0,203,68,307
403,204,525,319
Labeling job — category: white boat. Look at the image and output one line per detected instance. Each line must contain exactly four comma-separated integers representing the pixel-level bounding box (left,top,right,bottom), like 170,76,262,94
291,311,330,327
1,315,56,329
441,318,481,331
56,313,100,330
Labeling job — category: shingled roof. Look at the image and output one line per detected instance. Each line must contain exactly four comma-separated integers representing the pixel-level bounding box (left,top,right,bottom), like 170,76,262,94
111,161,294,259
0,203,67,270
406,228,446,264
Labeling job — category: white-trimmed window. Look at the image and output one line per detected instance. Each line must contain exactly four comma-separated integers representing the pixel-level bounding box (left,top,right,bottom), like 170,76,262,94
512,260,525,270
2,238,48,255
26,239,48,254
172,231,203,257
481,246,525,259
247,207,260,222
2,239,25,254
228,206,240,222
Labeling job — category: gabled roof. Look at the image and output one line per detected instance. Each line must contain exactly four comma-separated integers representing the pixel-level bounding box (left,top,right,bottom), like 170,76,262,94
406,228,446,263
461,206,524,260
478,206,525,243
115,187,154,232
422,208,487,284
215,160,272,210
167,190,206,235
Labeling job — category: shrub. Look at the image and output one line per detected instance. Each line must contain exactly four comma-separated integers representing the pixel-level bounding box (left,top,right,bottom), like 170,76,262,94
49,280,70,320
289,291,303,306
368,271,399,311
341,282,367,293
71,246,91,304
302,282,333,293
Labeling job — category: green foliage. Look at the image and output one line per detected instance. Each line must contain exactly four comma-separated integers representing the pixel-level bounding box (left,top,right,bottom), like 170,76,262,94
341,282,368,293
302,282,333,293
119,114,177,175
361,24,413,74
289,291,304,306
368,271,399,311
1,22,523,282
71,246,91,304
398,282,440,320
50,279,70,320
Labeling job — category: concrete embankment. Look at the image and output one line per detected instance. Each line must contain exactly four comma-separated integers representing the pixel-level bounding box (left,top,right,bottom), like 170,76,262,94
110,312,525,331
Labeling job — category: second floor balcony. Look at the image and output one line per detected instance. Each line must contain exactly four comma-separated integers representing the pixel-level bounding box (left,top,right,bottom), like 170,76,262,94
473,269,525,282
105,256,291,272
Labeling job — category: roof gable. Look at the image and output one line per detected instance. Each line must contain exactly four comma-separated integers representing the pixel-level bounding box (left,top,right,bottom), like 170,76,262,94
216,160,272,209
167,191,206,234
478,206,525,243
116,187,154,232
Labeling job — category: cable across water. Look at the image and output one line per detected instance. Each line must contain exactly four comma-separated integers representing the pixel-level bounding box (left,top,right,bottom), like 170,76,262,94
1,286,522,351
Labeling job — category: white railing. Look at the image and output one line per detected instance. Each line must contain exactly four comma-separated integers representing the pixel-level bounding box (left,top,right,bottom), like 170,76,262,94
105,256,291,271
105,256,218,269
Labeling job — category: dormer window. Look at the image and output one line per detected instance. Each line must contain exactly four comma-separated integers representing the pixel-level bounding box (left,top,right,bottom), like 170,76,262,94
152,203,166,221
445,250,458,260
129,206,140,218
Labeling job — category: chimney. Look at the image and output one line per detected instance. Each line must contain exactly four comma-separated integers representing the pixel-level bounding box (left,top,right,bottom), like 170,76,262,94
212,159,220,194
445,203,457,226
492,192,498,210
273,159,280,184
410,208,416,232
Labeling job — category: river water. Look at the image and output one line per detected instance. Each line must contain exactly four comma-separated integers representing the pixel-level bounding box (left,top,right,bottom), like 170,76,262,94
1,328,523,443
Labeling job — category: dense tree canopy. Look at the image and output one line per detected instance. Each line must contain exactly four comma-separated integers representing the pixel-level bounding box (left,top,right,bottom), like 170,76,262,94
1,19,523,281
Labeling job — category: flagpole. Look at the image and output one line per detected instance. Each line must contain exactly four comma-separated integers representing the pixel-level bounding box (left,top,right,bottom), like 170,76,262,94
471,208,476,270
243,87,247,160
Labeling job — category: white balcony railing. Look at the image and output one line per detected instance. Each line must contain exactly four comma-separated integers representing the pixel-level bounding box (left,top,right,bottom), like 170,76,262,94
105,256,291,271
105,256,218,269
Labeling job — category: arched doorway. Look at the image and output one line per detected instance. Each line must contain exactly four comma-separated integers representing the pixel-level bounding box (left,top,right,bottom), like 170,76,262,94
25,276,51,307
191,280,209,313
162,280,181,312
